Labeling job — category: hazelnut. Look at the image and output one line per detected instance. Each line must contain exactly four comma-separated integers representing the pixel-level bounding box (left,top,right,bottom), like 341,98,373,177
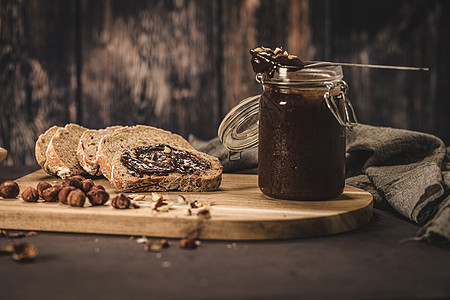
179,238,198,249
80,179,95,193
67,189,86,207
71,175,85,181
36,182,52,198
158,239,170,249
42,185,62,202
111,194,130,209
21,187,39,202
0,181,20,198
145,241,162,252
87,189,109,206
62,177,82,189
12,242,38,261
58,186,76,204
145,239,170,252
0,242,38,261
88,185,106,194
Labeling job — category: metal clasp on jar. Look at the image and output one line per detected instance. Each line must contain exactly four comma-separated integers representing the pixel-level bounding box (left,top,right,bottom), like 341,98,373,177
324,81,358,130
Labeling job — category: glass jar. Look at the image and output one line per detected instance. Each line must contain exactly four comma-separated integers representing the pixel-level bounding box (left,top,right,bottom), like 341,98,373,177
218,65,357,200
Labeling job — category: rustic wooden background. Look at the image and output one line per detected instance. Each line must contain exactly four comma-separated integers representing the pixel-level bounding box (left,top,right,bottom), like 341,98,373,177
1,0,449,166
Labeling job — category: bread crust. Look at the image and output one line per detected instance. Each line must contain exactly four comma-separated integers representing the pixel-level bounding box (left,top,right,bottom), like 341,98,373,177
35,125,61,175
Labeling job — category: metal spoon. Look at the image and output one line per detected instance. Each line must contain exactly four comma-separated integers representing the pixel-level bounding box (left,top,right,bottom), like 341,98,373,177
304,61,429,71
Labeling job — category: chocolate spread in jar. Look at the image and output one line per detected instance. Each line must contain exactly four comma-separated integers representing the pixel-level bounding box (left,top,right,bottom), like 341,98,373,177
258,85,345,200
121,144,210,177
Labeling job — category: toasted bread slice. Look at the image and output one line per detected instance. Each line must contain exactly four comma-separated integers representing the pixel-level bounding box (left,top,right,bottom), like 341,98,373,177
97,125,222,192
35,125,62,174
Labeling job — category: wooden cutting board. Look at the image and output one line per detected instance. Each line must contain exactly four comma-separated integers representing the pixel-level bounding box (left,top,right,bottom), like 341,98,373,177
0,170,373,240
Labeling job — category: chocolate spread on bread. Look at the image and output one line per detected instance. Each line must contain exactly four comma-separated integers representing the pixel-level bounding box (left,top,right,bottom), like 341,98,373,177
121,145,211,176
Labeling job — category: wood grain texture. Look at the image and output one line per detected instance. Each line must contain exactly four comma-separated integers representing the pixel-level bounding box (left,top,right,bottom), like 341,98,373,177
0,171,372,240
0,0,78,165
79,0,221,140
0,0,449,167
330,0,449,142
220,0,317,111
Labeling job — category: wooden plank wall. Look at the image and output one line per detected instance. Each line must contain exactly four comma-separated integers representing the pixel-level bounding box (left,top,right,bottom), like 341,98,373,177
1,0,449,166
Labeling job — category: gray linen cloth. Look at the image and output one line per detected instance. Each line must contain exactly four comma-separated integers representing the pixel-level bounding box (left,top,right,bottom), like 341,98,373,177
189,124,450,245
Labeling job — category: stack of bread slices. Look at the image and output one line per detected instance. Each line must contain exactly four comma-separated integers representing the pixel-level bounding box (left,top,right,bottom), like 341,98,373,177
35,124,222,192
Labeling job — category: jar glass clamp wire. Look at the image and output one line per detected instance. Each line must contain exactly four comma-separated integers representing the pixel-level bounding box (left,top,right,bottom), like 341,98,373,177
323,80,358,130
218,65,358,200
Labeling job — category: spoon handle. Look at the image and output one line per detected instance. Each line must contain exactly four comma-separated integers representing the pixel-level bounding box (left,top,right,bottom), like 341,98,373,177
305,61,429,71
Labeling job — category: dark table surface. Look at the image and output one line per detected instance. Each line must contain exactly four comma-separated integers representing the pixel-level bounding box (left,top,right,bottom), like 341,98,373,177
1,166,449,300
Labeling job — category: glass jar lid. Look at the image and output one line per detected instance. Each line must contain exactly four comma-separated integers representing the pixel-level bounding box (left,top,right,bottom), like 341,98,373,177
218,94,260,153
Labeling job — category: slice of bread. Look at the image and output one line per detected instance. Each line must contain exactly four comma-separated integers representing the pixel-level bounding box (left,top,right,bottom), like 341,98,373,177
77,126,122,176
97,125,223,192
35,125,62,174
46,124,88,178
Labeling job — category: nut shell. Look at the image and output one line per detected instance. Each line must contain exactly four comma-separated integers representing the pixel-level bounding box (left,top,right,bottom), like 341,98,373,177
36,182,52,198
0,181,20,198
179,238,198,249
62,177,82,189
145,239,169,252
12,242,38,261
58,186,76,204
111,194,131,209
42,185,62,202
197,208,211,219
21,187,39,202
67,189,86,207
81,179,95,193
87,189,109,206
